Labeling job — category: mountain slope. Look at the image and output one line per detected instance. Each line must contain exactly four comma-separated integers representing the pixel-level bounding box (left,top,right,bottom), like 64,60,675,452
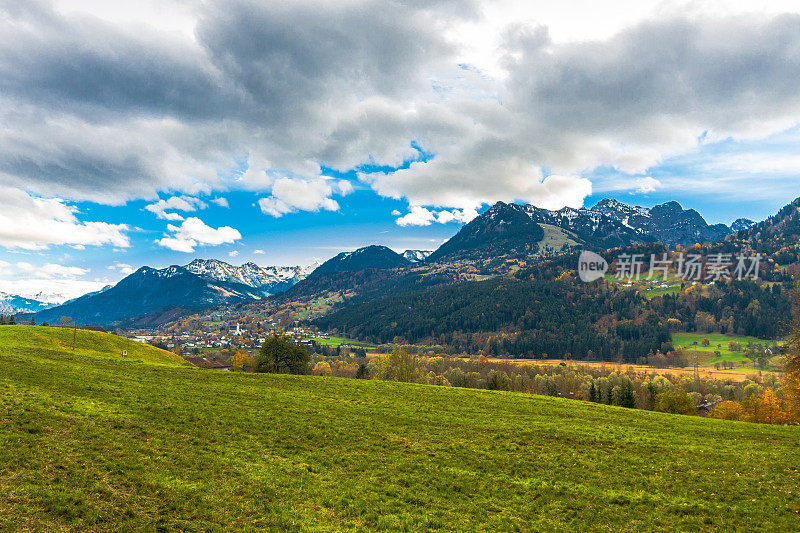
730,197,800,262
311,245,411,276
427,202,547,262
34,258,314,327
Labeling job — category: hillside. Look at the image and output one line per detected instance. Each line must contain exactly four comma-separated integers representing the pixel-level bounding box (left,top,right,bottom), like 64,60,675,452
1,326,798,530
0,325,185,365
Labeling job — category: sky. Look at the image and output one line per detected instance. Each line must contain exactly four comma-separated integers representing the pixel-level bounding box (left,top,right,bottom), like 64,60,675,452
2,0,800,302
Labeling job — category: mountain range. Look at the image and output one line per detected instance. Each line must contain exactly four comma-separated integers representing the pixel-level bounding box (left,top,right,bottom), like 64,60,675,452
33,260,315,327
428,199,747,263
25,197,783,327
0,293,53,315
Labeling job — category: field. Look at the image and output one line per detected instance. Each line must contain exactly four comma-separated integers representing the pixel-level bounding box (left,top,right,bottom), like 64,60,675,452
673,332,782,371
1,326,800,530
311,335,374,348
485,357,760,382
604,273,682,298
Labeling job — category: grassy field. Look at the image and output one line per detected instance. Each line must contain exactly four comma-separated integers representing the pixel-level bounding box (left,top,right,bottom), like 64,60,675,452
1,326,800,530
311,335,374,348
604,273,682,298
672,332,782,371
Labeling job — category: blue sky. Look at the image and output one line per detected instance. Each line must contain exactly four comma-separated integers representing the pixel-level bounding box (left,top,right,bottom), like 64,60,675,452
2,0,800,301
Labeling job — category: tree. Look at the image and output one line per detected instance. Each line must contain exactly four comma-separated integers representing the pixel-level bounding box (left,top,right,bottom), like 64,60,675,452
654,389,696,415
312,361,332,376
230,351,254,372
254,333,310,375
757,389,785,425
709,401,745,421
785,287,800,422
378,348,418,383
355,362,369,379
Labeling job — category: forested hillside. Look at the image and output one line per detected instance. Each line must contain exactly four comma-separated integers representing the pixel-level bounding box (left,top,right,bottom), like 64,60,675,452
314,276,791,359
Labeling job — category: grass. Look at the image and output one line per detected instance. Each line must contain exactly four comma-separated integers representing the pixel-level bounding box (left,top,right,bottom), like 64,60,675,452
672,332,781,371
0,325,186,366
311,335,373,348
1,325,800,530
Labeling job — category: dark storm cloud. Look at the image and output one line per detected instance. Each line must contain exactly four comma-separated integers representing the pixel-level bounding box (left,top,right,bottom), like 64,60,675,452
1,0,800,211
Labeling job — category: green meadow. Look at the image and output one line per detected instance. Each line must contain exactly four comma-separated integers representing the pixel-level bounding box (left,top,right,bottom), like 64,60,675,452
672,332,782,370
1,326,799,531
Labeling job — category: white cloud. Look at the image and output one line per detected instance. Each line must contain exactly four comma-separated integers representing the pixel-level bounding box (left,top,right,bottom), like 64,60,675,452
391,209,402,216
107,262,135,275
335,180,354,195
211,197,229,208
145,196,208,220
634,177,660,194
258,177,340,217
396,206,437,226
0,186,129,250
0,278,109,304
156,216,242,253
13,262,88,278
0,259,103,303
395,206,481,226
158,237,196,253
228,250,239,257
2,1,800,217
253,249,265,254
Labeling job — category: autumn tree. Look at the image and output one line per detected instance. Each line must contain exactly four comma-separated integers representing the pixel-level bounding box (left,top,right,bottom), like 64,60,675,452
312,361,332,376
230,351,255,372
378,348,418,383
785,287,800,422
709,401,745,421
654,389,696,415
757,389,785,424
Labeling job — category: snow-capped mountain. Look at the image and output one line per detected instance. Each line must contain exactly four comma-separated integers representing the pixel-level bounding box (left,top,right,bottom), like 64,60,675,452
591,199,731,245
0,292,54,315
34,259,315,327
185,259,311,292
429,199,736,262
402,250,432,262
731,218,756,232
